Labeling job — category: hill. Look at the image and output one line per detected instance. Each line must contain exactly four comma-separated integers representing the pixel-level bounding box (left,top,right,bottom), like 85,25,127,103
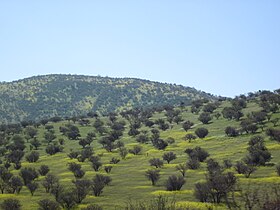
0,91,279,209
0,74,215,123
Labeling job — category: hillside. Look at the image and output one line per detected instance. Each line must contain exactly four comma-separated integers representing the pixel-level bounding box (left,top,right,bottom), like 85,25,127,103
0,74,215,123
0,91,279,209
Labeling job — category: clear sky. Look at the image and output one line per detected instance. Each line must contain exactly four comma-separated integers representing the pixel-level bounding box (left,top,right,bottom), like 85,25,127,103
0,1,279,97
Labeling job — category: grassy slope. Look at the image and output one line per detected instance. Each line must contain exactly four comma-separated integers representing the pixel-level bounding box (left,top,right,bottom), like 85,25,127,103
1,101,280,210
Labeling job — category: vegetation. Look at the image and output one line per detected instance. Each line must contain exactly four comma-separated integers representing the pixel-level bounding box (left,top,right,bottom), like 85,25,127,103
0,86,279,209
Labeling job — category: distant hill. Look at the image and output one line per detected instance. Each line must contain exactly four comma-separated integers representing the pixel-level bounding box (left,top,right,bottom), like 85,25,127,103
0,74,215,123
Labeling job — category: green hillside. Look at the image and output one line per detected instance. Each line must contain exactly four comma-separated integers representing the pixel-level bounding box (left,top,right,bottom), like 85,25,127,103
0,90,279,209
0,74,215,123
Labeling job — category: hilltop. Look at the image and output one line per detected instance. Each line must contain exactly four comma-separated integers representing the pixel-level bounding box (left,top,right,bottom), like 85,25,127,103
0,74,215,123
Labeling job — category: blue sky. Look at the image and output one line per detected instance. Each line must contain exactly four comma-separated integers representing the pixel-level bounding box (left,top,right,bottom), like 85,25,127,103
0,1,279,97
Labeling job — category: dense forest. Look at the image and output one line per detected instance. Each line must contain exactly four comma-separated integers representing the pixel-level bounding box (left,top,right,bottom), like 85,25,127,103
0,75,215,123
0,87,279,209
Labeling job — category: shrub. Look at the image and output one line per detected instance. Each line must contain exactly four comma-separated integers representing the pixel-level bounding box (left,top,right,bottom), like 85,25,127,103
187,157,200,169
104,166,112,173
129,145,142,155
162,152,177,164
184,134,197,142
1,198,21,210
38,165,50,176
26,182,39,196
175,164,187,177
225,126,239,137
195,127,209,138
198,112,212,124
38,199,61,210
185,146,209,162
149,158,164,168
25,151,40,163
145,169,160,186
166,175,185,191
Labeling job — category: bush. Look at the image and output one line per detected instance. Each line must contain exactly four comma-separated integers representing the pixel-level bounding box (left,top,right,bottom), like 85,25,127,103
266,128,280,142
245,136,271,166
198,112,212,124
225,126,239,137
185,146,209,162
1,198,21,210
195,127,209,138
25,151,40,163
187,157,200,169
38,165,50,176
128,145,142,155
151,139,168,150
162,152,177,164
149,158,164,168
166,175,185,191
38,199,61,210
184,134,197,142
145,169,160,186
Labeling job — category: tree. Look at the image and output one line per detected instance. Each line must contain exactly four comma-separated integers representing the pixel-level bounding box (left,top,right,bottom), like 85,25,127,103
91,174,112,196
136,134,149,144
26,181,39,196
152,139,168,150
234,161,256,178
176,164,187,177
184,134,197,142
1,198,21,210
45,144,63,155
244,136,271,166
162,152,177,164
128,145,142,155
9,176,23,194
19,167,38,185
225,126,239,137
194,160,237,204
266,128,280,142
25,151,40,163
198,112,212,124
59,191,77,210
166,175,185,191
30,138,41,150
25,126,38,139
185,147,209,162
65,124,81,140
186,157,200,169
182,120,194,131
42,174,59,193
38,165,50,176
119,147,128,159
104,166,113,173
38,199,61,210
8,135,26,151
6,150,24,169
89,156,102,172
145,169,160,186
73,179,91,204
195,127,209,138
240,119,258,134
44,131,56,145
149,158,164,168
